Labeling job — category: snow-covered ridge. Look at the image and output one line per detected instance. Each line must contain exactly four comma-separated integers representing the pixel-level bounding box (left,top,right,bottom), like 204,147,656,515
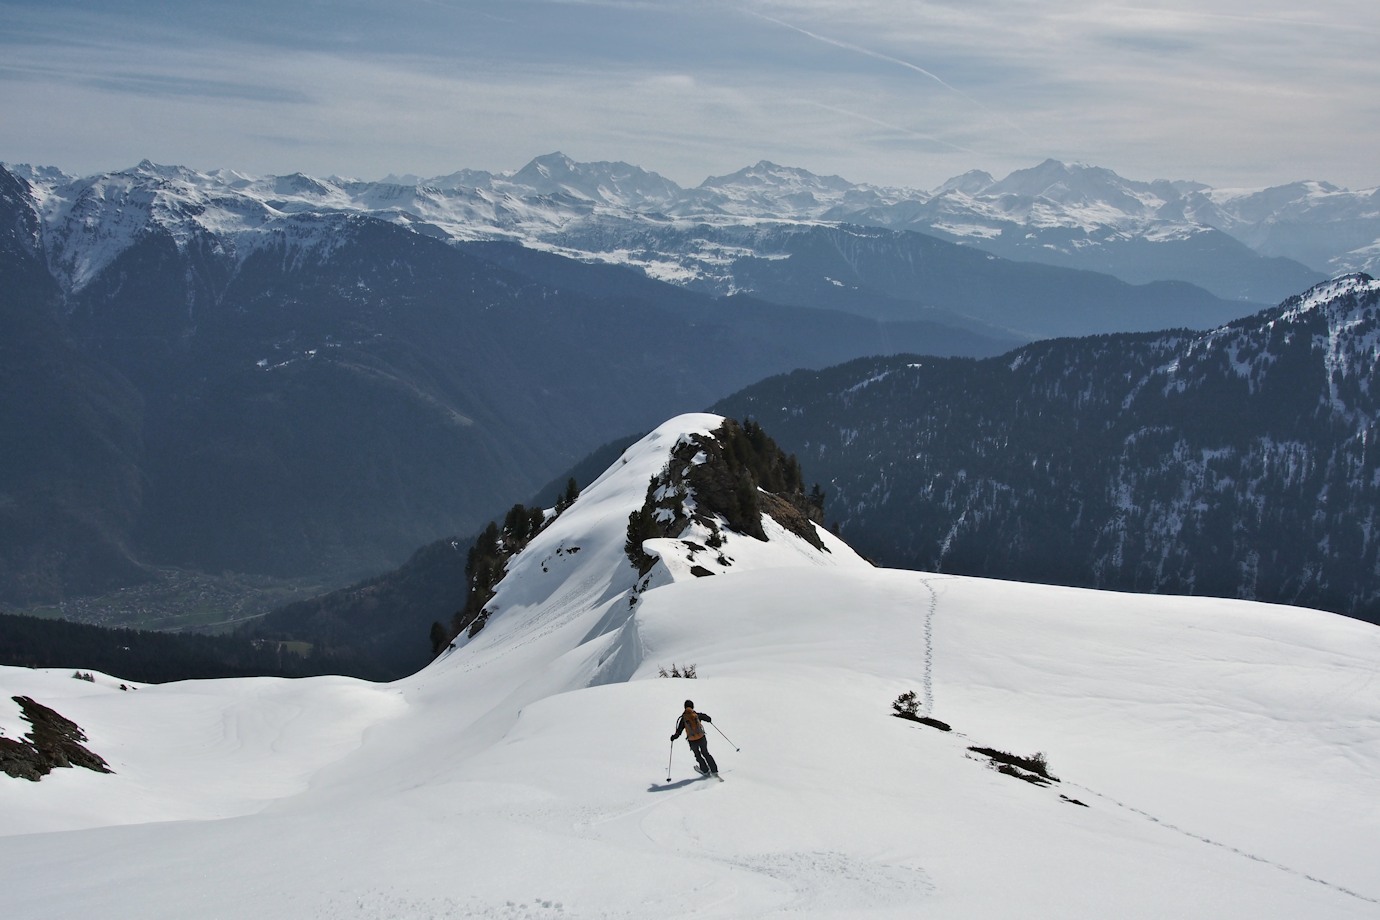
1161,274,1380,411
2,411,1378,917
444,414,866,677
11,158,604,292
1277,273,1380,319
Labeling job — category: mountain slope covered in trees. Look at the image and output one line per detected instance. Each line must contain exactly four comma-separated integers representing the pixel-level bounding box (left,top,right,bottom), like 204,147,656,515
716,275,1380,623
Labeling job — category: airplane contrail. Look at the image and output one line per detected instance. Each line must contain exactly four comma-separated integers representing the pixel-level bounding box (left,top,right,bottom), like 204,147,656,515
745,9,1028,139
748,11,963,94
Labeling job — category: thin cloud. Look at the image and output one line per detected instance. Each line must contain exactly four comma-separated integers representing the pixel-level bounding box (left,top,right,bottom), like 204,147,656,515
1,0,1377,189
1104,3,1380,35
742,9,1030,141
803,101,983,158
88,73,311,104
745,9,962,94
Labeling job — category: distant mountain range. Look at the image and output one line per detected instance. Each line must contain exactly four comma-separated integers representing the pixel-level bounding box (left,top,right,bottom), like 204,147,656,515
369,151,1371,304
1,151,1374,623
715,275,1380,625
13,152,1377,310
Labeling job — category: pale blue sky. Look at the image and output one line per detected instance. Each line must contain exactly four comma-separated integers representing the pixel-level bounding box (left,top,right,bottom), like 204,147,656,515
2,0,1377,189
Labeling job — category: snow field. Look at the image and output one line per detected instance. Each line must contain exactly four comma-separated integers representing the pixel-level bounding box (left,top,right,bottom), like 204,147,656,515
922,575,1380,894
0,670,403,835
2,414,1378,918
630,566,1380,916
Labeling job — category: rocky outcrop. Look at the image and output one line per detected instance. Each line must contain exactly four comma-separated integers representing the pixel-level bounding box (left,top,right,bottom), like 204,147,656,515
0,696,112,782
625,419,826,574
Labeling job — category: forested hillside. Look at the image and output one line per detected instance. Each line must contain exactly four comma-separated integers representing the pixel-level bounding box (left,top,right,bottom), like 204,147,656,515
717,276,1380,623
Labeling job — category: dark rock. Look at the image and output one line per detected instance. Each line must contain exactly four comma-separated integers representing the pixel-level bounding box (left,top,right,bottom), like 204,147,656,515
0,695,112,782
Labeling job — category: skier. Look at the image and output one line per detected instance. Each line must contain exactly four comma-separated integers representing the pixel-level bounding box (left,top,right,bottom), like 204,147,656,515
671,700,718,776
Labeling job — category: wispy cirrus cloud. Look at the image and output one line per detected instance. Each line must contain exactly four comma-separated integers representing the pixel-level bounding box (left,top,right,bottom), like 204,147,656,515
1,61,312,105
0,0,1376,189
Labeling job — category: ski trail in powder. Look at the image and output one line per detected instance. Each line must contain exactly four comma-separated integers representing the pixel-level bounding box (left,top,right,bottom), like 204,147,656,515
917,576,939,717
918,568,1378,908
1062,780,1380,907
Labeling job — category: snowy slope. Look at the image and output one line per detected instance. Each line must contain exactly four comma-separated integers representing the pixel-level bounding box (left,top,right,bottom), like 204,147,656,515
2,414,1378,919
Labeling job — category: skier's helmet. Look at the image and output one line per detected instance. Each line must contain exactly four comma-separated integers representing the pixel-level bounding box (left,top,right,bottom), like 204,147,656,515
684,700,694,709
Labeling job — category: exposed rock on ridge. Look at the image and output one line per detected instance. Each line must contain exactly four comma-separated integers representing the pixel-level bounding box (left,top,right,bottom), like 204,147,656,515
625,418,826,575
0,696,112,782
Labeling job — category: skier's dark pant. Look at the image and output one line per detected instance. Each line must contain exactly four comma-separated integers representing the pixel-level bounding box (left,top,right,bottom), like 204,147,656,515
689,736,718,774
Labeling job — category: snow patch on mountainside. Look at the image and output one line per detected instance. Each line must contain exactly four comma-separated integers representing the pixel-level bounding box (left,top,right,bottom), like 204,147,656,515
1278,274,1380,320
1160,274,1380,419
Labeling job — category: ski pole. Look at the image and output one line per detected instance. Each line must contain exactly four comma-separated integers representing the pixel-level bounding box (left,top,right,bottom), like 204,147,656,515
710,722,740,751
666,739,674,782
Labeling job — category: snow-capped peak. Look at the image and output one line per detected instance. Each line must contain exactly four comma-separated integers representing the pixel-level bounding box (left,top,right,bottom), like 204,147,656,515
512,151,578,184
129,159,191,180
500,151,684,209
698,160,853,193
2,163,75,186
1269,273,1380,326
981,158,1166,217
10,153,1380,302
934,168,995,196
1284,273,1380,313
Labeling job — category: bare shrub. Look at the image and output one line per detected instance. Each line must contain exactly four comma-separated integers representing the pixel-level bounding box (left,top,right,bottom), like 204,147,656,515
657,663,698,678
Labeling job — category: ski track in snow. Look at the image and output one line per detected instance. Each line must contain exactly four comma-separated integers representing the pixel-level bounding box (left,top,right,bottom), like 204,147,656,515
632,795,933,914
1063,780,1380,907
317,891,571,919
917,576,939,717
919,572,1380,909
713,849,935,913
567,768,935,914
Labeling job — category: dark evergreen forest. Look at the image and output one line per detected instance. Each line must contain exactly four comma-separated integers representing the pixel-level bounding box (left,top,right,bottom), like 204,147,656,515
716,277,1380,624
0,612,377,683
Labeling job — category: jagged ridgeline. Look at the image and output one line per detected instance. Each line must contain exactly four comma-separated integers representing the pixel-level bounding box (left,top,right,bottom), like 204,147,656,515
625,419,827,574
